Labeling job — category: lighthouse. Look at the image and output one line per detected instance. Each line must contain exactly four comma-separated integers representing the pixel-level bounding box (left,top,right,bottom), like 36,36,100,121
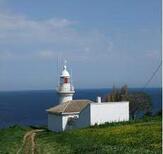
56,62,75,104
47,61,129,132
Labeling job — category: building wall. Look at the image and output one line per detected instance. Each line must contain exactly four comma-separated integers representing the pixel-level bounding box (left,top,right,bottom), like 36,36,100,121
90,102,129,125
48,102,129,132
61,105,90,130
75,105,90,128
62,114,79,131
48,113,62,132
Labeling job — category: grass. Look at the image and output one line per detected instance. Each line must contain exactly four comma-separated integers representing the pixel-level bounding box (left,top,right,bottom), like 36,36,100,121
0,116,162,154
0,125,31,154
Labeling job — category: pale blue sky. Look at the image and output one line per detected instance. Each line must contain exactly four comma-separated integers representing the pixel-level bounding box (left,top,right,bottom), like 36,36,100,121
0,0,161,90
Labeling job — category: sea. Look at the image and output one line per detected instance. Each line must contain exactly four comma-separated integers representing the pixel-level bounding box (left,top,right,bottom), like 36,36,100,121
0,88,162,128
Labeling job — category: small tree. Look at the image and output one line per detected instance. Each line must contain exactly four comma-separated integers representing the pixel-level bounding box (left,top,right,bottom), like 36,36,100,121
120,84,128,96
122,92,152,119
103,85,122,102
102,85,152,119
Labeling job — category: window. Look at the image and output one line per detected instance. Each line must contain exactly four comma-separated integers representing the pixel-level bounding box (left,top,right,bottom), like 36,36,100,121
64,77,68,83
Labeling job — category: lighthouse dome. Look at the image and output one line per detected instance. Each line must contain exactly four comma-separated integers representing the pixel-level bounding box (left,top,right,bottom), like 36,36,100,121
60,65,70,77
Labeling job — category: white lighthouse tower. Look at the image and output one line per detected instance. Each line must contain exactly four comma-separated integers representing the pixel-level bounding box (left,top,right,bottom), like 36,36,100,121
56,61,75,104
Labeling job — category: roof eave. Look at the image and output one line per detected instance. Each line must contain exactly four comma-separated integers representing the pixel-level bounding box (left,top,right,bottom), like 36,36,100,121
47,111,80,115
61,112,79,115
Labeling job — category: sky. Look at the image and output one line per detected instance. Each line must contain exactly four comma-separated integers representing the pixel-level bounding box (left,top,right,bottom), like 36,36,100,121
0,0,161,91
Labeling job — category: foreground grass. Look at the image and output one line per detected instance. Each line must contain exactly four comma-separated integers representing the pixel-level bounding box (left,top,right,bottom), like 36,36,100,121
0,125,31,153
0,116,162,154
36,116,162,154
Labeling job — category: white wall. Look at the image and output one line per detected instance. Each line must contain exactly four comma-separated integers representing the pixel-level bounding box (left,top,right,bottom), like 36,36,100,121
48,113,62,132
75,105,90,128
90,102,129,125
62,114,79,131
61,105,90,130
48,113,79,132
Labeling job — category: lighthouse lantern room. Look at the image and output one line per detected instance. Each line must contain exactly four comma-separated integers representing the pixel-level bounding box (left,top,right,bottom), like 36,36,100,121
56,62,75,104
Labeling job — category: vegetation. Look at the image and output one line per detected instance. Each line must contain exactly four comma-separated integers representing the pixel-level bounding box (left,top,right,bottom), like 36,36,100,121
103,85,152,119
102,85,128,102
0,116,161,154
0,125,31,153
125,92,152,119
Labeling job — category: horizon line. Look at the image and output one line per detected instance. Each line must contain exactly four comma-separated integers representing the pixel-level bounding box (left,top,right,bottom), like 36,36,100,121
0,87,162,92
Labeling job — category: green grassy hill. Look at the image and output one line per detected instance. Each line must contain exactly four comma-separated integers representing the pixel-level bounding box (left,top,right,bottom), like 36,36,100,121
0,116,161,154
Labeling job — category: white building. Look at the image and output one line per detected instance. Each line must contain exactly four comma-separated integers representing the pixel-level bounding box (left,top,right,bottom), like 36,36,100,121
47,63,129,132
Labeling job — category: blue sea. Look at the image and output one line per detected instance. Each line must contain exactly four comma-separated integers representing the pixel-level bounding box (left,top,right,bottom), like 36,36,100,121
0,88,162,128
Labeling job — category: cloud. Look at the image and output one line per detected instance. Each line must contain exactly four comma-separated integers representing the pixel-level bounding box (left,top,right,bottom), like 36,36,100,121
0,12,75,42
0,51,13,60
38,50,59,60
145,50,160,59
0,7,161,90
0,11,113,62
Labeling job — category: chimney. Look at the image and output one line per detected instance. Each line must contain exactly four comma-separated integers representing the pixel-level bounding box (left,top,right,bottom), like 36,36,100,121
97,96,101,103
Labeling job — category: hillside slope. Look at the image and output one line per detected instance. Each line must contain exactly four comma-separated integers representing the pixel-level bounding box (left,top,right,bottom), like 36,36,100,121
0,116,161,154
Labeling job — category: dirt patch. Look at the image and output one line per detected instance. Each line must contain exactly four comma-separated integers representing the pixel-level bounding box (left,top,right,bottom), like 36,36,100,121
17,129,44,154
